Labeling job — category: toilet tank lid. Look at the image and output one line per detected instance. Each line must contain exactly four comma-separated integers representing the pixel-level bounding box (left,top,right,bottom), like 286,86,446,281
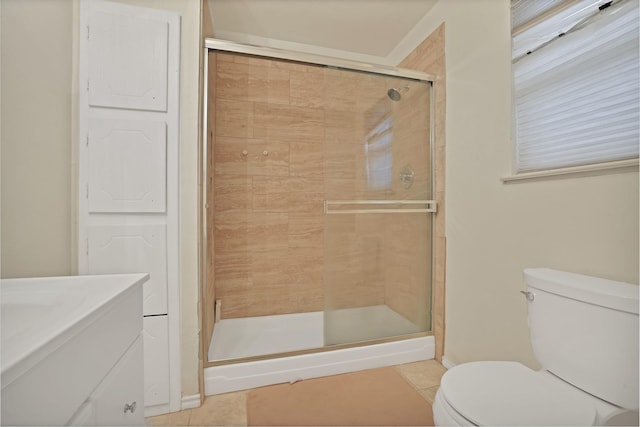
524,268,639,315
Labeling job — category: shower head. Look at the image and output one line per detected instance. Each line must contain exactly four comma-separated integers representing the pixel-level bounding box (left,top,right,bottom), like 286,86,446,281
387,85,409,101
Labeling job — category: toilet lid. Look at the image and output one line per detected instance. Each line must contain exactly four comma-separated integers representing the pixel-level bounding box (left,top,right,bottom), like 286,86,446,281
439,361,597,426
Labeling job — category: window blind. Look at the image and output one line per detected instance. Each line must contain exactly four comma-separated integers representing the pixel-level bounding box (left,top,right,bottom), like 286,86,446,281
513,0,639,172
511,0,567,30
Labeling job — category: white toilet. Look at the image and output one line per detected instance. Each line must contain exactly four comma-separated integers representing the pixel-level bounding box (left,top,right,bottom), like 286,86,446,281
433,268,639,426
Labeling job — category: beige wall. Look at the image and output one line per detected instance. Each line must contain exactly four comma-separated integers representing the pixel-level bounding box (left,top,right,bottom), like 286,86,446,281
412,0,639,368
1,0,73,279
1,0,202,398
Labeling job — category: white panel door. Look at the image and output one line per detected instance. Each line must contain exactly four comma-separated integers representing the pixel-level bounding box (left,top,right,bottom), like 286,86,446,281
142,316,170,407
88,119,167,213
88,225,167,315
88,9,169,111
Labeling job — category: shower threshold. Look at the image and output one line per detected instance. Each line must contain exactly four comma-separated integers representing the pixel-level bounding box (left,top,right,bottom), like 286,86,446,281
205,305,434,396
208,304,423,361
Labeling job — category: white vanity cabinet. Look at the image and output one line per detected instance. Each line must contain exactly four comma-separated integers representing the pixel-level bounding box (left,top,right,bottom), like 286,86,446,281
92,337,144,425
69,337,144,426
0,274,147,426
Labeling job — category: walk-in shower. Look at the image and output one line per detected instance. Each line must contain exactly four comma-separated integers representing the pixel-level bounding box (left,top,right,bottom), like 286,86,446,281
201,39,436,395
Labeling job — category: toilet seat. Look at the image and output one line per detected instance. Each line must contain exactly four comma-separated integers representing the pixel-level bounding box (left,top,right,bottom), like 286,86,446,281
438,361,598,426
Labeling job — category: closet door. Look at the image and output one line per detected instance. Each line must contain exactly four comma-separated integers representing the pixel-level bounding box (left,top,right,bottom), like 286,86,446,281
88,225,168,315
78,0,181,417
87,119,167,213
87,11,169,112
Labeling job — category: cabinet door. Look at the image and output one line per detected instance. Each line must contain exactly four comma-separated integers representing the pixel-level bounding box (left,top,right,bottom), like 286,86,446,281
143,315,170,407
88,7,169,111
92,336,144,426
67,399,95,426
88,225,168,315
88,118,167,213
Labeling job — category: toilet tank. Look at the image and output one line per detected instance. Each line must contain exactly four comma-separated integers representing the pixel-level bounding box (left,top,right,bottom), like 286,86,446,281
524,268,639,410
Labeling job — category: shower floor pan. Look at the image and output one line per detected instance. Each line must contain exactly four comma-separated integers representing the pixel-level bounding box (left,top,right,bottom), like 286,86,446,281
205,304,434,396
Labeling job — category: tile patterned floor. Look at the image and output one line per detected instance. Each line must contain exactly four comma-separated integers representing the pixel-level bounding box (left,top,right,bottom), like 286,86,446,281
146,360,447,426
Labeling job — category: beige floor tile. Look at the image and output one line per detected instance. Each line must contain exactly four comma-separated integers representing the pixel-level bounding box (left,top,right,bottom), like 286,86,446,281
148,362,442,426
395,359,447,390
189,391,247,426
417,385,440,405
146,409,191,426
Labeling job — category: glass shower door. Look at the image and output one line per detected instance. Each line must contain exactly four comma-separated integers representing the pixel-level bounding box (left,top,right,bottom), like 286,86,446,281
323,67,434,346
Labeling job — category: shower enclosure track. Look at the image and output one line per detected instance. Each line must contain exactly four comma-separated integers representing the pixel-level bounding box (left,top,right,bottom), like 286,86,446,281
204,39,437,82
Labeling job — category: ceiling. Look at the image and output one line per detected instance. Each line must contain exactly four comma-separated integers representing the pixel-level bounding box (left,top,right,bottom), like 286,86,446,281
206,0,438,63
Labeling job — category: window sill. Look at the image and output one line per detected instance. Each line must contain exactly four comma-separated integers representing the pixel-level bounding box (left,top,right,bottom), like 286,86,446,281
501,158,639,184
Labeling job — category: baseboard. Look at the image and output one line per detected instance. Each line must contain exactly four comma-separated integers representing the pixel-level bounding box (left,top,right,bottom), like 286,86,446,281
181,394,201,410
441,356,456,370
144,395,200,418
144,403,171,418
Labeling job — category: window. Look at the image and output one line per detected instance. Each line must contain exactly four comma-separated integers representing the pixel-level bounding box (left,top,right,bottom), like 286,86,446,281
511,0,639,174
365,111,394,191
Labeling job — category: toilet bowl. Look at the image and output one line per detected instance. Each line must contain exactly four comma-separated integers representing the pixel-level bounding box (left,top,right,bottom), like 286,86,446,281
432,269,639,426
432,361,636,426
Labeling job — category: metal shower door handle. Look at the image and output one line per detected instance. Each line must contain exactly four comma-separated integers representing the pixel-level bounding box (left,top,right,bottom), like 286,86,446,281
323,200,437,214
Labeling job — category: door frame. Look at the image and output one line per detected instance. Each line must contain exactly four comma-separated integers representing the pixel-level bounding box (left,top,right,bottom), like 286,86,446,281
76,0,182,416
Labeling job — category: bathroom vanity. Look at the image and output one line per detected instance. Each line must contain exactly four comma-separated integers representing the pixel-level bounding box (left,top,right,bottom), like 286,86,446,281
1,273,148,426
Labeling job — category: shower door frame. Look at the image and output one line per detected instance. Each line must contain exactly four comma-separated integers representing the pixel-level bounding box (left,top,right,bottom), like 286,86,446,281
200,38,438,368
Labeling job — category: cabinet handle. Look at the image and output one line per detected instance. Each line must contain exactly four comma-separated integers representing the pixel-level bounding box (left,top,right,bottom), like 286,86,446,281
520,290,534,302
123,401,137,414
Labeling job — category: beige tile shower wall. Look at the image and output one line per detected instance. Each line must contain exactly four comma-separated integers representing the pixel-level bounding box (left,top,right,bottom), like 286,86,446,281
213,53,327,319
399,24,446,360
324,215,386,310
323,69,387,313
212,52,436,322
383,215,432,331
381,81,433,329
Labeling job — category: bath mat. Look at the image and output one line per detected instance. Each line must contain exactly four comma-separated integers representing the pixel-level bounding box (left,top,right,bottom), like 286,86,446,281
246,367,434,426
